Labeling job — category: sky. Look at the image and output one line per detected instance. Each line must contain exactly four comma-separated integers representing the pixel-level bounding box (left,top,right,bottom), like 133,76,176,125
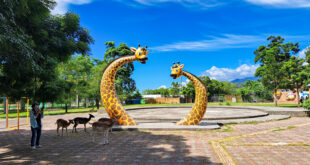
52,0,310,91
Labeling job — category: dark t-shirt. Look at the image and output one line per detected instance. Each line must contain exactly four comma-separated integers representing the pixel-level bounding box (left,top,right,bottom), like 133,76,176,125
35,111,42,127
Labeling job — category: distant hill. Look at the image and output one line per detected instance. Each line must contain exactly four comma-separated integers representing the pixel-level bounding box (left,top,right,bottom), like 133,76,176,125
230,77,259,83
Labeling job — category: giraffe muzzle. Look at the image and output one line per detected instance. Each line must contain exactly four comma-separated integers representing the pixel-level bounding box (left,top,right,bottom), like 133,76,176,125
138,57,148,64
170,74,177,79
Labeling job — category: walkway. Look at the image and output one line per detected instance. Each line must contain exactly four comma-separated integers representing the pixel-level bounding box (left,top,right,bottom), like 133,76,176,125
0,113,310,164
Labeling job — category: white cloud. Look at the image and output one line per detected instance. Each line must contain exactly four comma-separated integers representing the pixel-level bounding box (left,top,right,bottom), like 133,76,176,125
298,46,310,59
181,79,190,87
201,64,259,82
52,0,93,15
151,34,310,52
244,0,310,8
158,85,167,89
120,0,223,9
152,34,265,52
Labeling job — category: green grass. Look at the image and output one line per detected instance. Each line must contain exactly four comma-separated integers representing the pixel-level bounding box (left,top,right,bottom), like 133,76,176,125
272,126,296,132
0,102,300,119
212,102,299,107
0,107,96,119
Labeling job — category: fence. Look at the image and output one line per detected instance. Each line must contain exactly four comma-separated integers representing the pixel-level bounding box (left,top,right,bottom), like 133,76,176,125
0,97,30,130
7,98,30,130
145,97,180,104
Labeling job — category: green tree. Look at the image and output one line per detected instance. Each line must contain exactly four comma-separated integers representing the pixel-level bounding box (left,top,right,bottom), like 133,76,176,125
282,56,308,106
170,82,181,97
238,80,273,102
254,36,299,106
55,80,75,113
88,59,108,109
0,0,93,103
58,55,94,108
181,82,195,102
304,48,310,89
130,89,142,99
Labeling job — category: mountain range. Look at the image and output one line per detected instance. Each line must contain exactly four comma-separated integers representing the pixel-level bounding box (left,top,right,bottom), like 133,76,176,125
230,77,259,83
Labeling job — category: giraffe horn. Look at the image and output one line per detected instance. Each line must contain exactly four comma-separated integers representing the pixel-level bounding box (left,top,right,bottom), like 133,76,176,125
138,44,141,47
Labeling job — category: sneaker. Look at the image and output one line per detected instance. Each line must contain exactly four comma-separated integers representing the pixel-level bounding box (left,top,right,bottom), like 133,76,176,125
31,146,36,149
36,145,42,148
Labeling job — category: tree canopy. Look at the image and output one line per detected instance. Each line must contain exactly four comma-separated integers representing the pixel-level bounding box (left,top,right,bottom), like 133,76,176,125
0,0,93,102
254,36,299,106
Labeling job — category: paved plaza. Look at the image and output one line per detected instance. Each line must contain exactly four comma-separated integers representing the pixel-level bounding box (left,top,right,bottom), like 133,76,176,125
1,110,310,165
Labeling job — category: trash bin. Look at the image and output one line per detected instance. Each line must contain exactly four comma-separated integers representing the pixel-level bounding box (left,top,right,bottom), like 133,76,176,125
140,99,146,104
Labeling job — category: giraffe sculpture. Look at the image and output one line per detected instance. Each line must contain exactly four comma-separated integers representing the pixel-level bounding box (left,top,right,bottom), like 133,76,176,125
100,45,149,126
170,62,208,125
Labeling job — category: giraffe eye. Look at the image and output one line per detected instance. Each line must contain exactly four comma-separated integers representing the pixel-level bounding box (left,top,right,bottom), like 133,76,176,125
139,52,141,55
176,69,178,72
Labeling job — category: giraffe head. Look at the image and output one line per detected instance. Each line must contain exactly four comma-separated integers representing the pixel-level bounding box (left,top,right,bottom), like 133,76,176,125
130,44,149,64
170,62,184,79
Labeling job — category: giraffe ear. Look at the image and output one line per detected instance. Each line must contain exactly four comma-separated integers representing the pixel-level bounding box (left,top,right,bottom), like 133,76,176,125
146,51,149,55
130,47,136,53
180,64,184,69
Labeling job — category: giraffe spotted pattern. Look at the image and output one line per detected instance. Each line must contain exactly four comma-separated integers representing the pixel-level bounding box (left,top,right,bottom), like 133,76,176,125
177,71,208,125
100,56,137,126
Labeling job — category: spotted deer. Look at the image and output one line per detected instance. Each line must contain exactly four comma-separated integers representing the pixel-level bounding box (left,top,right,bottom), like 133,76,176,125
72,114,95,132
56,119,74,136
90,119,118,144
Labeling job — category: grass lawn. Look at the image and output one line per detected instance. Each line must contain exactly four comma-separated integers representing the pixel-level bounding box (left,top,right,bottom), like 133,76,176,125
0,102,302,119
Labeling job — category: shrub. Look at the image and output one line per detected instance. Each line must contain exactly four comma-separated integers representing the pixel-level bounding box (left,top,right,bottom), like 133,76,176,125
225,102,231,106
302,100,310,110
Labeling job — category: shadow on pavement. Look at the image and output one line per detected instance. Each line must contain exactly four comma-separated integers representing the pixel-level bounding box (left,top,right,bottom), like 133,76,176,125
0,127,221,165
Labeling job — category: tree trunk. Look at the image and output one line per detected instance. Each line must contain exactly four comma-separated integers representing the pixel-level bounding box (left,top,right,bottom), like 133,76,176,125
296,85,300,107
65,104,68,113
274,89,278,107
85,98,89,108
76,94,79,108
96,98,100,110
20,99,26,111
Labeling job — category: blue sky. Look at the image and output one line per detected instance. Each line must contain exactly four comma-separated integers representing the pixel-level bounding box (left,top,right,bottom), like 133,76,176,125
53,0,310,91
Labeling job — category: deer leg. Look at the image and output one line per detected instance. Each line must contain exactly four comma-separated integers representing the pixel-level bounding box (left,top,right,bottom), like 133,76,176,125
66,127,68,136
57,126,59,136
103,131,106,145
92,132,95,142
104,130,108,145
62,128,64,136
73,123,78,133
84,124,86,132
106,130,109,144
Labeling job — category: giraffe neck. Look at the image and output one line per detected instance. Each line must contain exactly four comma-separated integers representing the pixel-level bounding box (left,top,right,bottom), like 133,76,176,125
102,56,136,82
176,70,208,125
181,71,207,92
100,55,137,125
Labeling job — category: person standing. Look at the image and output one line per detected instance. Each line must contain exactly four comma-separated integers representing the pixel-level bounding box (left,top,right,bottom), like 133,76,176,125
30,102,44,149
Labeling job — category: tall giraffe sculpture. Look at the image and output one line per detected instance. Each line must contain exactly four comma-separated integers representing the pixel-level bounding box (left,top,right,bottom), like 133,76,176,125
170,62,208,125
100,45,149,126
